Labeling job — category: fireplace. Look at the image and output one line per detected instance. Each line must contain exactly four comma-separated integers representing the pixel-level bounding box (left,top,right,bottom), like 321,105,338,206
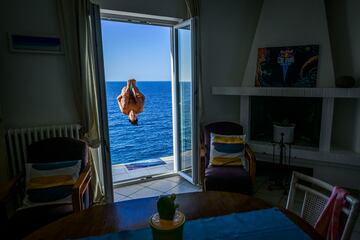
250,97,322,147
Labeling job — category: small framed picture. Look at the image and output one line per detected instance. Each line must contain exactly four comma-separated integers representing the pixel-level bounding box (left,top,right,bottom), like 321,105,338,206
8,33,63,54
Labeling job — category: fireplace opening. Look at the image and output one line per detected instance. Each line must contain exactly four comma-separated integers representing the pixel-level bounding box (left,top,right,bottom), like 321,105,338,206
250,97,322,148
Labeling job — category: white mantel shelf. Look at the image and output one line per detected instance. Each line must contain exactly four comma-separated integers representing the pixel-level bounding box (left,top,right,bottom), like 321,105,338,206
212,86,360,168
212,87,360,98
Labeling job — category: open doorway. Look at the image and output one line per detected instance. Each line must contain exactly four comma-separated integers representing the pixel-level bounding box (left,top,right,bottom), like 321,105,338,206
100,10,200,200
101,19,174,183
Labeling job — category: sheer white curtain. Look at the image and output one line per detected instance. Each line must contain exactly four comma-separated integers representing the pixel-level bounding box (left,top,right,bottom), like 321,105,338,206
0,106,9,181
185,0,200,18
57,0,106,204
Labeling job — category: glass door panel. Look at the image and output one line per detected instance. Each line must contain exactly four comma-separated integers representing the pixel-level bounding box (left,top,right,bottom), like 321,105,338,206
173,19,198,184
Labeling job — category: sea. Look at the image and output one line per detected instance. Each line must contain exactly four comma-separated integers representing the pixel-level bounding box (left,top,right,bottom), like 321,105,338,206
106,81,174,165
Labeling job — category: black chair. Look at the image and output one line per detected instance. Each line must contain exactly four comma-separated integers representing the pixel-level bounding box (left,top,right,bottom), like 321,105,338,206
1,137,91,239
202,122,256,195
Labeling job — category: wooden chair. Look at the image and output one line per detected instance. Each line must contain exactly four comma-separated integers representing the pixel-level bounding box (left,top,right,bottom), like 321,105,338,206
1,137,91,239
201,122,256,195
286,171,360,240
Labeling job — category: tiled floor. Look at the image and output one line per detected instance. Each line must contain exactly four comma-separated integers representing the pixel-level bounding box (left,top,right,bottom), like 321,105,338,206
113,175,201,202
112,156,174,183
113,175,288,205
253,176,288,207
112,152,192,183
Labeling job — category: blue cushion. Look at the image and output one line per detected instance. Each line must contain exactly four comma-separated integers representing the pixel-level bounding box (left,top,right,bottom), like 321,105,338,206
22,160,81,208
209,133,246,167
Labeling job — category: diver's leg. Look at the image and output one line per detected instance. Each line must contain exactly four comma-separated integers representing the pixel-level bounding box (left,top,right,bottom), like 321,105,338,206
126,79,132,89
120,85,131,109
131,86,137,100
129,80,138,103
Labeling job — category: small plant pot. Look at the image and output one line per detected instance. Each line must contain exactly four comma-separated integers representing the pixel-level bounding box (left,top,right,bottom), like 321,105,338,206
149,211,185,240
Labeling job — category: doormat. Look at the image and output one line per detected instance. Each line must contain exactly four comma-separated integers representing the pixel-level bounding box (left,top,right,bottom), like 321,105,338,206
125,158,166,171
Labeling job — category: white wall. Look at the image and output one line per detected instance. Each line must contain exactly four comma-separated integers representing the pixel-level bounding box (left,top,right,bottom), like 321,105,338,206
242,0,335,87
331,99,358,152
322,0,360,186
347,0,360,84
96,0,264,125
200,0,263,124
0,0,79,129
0,0,187,130
341,0,360,153
314,165,360,190
235,0,360,188
95,0,264,125
296,158,360,190
355,101,360,153
326,0,360,153
326,0,360,82
1,0,358,181
1,0,358,134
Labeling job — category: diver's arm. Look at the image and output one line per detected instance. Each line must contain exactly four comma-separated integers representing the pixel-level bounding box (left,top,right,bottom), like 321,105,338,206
136,94,145,113
117,87,130,114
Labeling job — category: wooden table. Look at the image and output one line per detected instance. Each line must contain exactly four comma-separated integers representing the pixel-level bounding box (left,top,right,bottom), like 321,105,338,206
26,191,322,240
0,177,18,230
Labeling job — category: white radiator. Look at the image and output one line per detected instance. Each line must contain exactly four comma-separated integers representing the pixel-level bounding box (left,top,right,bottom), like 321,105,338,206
5,124,82,177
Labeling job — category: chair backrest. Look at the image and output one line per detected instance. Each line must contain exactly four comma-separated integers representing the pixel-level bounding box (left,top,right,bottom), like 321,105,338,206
286,171,360,240
203,122,243,167
26,137,90,207
27,137,88,170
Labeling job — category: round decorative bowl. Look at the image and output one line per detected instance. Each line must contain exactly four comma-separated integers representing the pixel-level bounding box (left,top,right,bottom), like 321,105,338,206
335,76,355,88
149,211,185,240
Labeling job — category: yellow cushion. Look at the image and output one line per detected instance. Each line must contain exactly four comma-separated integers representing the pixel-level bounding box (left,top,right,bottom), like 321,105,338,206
211,157,243,166
209,133,246,167
28,175,75,189
213,136,245,144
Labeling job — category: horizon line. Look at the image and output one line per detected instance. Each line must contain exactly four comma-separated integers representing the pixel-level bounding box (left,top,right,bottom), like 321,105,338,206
105,79,191,82
106,79,171,82
105,80,192,82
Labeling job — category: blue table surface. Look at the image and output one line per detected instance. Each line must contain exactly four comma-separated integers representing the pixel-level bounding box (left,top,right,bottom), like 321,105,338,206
79,208,311,240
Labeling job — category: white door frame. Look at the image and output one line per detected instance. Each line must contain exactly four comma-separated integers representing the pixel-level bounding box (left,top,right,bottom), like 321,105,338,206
172,18,199,185
98,10,187,202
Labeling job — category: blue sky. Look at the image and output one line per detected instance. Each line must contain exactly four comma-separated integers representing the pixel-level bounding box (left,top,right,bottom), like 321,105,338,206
101,20,171,82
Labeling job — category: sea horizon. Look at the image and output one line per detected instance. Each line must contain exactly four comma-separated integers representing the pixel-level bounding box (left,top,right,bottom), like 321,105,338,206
106,81,191,165
106,81,174,165
106,79,171,82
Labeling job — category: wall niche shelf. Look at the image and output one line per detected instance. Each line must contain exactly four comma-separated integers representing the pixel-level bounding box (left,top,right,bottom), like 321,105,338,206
212,86,360,167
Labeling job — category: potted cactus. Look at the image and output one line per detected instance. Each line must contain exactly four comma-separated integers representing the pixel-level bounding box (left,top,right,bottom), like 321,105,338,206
157,194,179,220
149,194,185,240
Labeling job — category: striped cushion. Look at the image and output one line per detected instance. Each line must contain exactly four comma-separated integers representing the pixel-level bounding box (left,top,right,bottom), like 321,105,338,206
23,160,81,207
209,133,246,167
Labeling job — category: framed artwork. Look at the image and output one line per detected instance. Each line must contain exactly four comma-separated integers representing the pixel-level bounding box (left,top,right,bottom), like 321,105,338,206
255,45,319,87
9,34,63,54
